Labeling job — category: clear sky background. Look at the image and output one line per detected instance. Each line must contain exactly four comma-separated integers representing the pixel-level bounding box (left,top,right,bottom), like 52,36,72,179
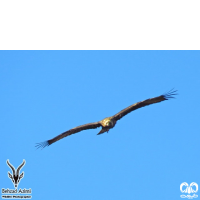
0,51,200,200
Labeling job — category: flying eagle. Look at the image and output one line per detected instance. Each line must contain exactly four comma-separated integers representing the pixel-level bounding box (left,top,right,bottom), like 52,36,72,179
36,89,177,149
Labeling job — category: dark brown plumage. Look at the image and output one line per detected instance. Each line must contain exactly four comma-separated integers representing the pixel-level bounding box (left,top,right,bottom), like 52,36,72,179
36,89,177,149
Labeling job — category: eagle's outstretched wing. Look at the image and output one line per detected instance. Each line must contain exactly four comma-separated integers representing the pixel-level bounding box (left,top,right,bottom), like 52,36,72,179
35,122,101,149
112,89,177,121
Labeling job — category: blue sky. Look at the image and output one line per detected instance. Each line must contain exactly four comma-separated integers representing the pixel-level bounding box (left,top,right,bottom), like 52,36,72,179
0,51,200,200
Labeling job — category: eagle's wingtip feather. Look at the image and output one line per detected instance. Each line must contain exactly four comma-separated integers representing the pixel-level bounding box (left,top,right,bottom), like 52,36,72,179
163,89,178,100
35,141,50,150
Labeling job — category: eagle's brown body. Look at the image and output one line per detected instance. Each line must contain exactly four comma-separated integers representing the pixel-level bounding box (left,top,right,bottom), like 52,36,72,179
36,89,177,149
98,117,116,135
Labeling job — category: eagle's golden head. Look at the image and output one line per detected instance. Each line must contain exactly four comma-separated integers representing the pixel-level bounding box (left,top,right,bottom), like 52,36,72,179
97,117,116,135
100,117,116,128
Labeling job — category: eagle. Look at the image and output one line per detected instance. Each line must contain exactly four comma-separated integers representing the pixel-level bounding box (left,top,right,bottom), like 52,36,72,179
36,89,177,149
